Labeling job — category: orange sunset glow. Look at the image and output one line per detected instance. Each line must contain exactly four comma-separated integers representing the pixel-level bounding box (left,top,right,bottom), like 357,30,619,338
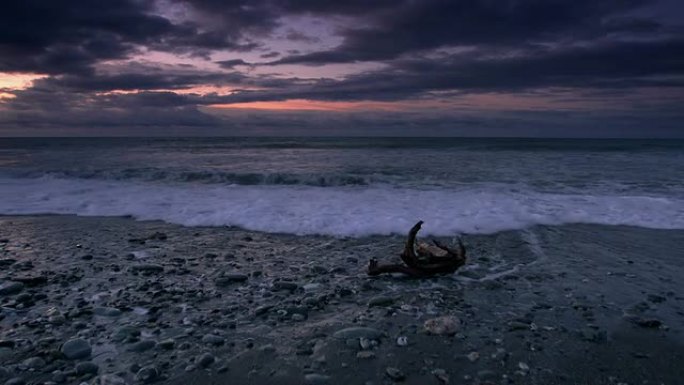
211,99,407,112
0,73,46,98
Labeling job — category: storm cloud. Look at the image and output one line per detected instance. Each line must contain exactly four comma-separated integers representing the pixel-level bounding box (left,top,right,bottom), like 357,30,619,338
0,0,682,136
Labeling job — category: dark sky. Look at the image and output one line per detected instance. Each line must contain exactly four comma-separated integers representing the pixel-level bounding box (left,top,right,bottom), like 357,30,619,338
1,0,683,136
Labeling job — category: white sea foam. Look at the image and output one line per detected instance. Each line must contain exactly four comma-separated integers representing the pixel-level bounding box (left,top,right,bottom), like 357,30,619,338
1,176,682,236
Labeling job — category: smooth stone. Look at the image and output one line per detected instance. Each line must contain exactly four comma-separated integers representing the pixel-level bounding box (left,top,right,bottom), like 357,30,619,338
396,336,408,346
467,352,479,362
22,357,46,369
432,368,449,384
424,316,461,335
12,276,48,287
135,366,158,384
51,370,66,383
128,264,163,274
636,318,663,328
90,374,127,385
0,282,23,296
302,283,321,291
333,327,382,340
304,374,330,384
112,326,139,342
385,367,405,381
356,351,375,359
128,340,156,352
158,339,175,350
201,335,225,346
93,307,122,317
75,362,99,375
272,282,299,292
368,296,395,307
508,321,530,331
255,305,273,316
215,274,248,286
61,338,92,360
197,353,215,368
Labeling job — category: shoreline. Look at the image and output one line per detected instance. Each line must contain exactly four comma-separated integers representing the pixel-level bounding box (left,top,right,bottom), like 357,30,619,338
1,215,683,384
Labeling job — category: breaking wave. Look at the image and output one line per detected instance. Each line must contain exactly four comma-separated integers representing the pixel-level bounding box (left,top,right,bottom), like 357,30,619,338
1,176,682,237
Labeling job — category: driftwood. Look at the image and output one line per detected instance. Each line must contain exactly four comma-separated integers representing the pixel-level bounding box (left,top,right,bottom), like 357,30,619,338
368,220,466,277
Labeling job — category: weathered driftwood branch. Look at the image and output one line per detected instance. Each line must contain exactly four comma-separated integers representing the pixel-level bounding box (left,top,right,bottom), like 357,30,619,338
368,220,466,278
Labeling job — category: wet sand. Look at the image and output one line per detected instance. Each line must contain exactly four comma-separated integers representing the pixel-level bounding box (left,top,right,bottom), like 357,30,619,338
0,215,683,385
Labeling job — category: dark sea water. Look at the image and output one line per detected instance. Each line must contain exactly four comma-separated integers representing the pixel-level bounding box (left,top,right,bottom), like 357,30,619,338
1,137,683,236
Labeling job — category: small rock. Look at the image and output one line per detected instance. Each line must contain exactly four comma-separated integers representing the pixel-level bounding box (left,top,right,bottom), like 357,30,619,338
158,339,175,350
135,366,158,384
61,338,91,360
12,276,48,287
75,362,99,375
93,307,122,317
477,370,496,380
0,282,23,296
333,327,382,340
201,335,224,346
424,316,461,335
303,283,321,291
128,264,163,274
432,368,449,384
508,321,530,331
112,326,139,342
197,353,215,368
215,274,248,286
368,296,394,307
359,338,372,350
90,374,127,385
396,336,408,346
22,357,46,369
51,370,66,383
466,352,479,362
128,340,156,352
254,305,273,316
304,373,330,384
272,282,299,292
356,351,375,359
385,367,405,381
636,318,663,328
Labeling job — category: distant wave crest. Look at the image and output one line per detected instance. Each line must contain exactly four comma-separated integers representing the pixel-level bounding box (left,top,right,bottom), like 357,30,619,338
10,169,373,187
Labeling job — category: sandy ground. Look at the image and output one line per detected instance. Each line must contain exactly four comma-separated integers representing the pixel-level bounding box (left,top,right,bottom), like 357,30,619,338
0,215,683,385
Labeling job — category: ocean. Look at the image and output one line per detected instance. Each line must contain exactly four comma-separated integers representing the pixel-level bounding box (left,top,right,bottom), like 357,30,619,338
1,137,683,236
